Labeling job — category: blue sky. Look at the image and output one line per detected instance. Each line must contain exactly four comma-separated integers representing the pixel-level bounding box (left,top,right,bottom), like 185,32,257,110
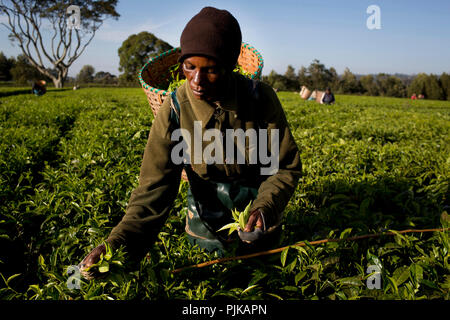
1,0,449,77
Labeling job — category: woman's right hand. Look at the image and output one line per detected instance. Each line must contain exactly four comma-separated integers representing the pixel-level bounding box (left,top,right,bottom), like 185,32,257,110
78,243,107,280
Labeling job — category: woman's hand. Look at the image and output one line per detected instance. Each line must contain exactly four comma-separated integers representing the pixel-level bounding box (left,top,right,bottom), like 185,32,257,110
78,243,107,280
244,209,265,232
238,209,267,243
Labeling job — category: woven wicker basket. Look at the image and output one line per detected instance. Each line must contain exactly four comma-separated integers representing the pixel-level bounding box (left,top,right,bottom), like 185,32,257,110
301,88,311,100
315,91,324,103
139,42,264,116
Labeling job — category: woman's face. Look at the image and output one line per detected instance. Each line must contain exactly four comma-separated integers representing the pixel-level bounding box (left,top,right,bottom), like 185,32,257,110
182,56,226,101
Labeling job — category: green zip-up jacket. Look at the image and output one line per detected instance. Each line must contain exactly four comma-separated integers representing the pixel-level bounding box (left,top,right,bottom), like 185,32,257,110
107,72,302,257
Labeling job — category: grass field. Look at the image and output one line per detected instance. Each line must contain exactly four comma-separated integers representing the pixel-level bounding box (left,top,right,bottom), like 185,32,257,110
0,87,449,300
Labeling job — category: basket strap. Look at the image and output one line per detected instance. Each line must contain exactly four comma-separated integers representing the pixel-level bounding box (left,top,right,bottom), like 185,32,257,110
246,78,265,128
170,90,181,127
247,78,260,101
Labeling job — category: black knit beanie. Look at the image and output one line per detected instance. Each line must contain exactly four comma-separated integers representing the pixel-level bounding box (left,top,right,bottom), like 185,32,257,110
179,7,242,70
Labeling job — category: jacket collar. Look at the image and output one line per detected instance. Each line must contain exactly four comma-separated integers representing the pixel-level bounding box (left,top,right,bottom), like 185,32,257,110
185,73,239,128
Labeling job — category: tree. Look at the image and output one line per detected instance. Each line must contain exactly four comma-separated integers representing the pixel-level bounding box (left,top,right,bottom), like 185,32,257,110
284,65,296,81
339,68,361,94
118,31,173,83
262,70,277,87
439,73,450,101
0,0,120,88
0,51,14,81
94,71,117,84
307,59,335,90
10,54,45,84
284,65,299,91
359,75,379,96
328,67,339,91
297,66,311,88
272,79,288,91
376,74,406,98
408,73,444,100
424,74,444,100
76,64,95,83
262,70,289,91
408,73,427,98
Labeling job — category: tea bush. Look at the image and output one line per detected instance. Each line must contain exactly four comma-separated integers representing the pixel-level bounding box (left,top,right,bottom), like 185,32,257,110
0,88,448,300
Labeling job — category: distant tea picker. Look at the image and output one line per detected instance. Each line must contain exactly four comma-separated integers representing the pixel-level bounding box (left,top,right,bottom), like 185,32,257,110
299,85,335,105
32,80,47,96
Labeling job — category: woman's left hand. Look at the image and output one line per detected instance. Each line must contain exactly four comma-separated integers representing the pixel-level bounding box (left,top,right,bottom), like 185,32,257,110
244,209,265,232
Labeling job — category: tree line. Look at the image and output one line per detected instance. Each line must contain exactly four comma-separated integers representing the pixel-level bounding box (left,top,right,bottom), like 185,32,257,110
1,1,449,98
262,59,450,100
0,52,118,86
0,31,172,87
2,28,450,100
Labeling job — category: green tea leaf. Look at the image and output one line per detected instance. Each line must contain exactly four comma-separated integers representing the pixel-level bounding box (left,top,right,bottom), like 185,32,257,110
337,276,362,287
249,271,267,286
232,208,240,221
294,245,308,256
386,276,398,294
389,229,409,246
239,211,246,230
98,261,109,273
410,263,423,284
241,284,258,295
0,234,10,241
339,228,352,239
440,211,449,226
281,247,289,267
104,241,112,260
6,273,21,285
281,285,298,292
217,222,239,233
421,279,439,290
393,266,410,286
335,291,347,300
242,201,253,225
38,255,46,269
441,275,450,289
287,258,297,273
295,271,307,285
266,293,283,300
366,251,382,270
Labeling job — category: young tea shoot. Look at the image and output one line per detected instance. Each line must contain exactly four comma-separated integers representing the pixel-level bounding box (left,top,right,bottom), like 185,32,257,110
167,63,186,92
80,242,125,279
217,201,253,235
